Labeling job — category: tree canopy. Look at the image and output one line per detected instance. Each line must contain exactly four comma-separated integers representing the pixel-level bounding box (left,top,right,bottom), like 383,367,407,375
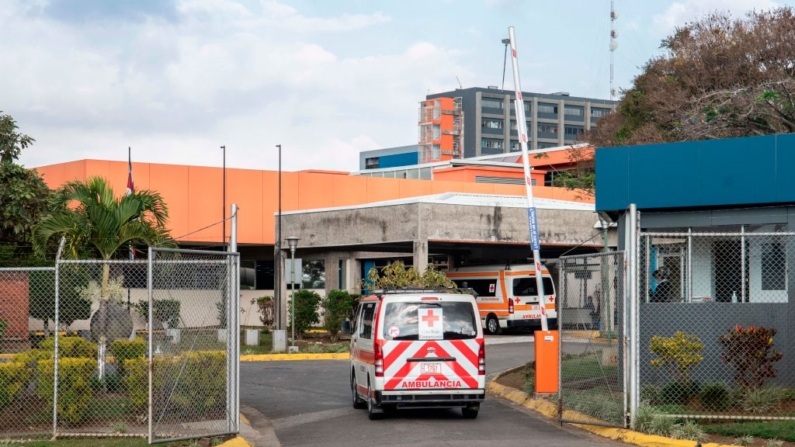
586,7,795,148
0,111,34,163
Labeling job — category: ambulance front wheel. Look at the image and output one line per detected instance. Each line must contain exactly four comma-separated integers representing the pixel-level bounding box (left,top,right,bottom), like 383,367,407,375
485,315,501,335
462,404,479,419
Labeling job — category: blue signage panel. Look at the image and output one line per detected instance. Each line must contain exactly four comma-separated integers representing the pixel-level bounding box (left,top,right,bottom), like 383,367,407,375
527,207,540,251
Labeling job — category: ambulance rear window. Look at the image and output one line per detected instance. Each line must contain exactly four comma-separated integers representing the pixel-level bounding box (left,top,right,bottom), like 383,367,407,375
382,302,477,340
512,277,555,297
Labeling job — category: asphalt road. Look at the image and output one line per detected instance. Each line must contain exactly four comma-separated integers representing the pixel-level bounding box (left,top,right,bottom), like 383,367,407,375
240,339,621,447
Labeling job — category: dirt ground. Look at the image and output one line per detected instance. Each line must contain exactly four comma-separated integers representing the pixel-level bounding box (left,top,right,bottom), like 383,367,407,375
494,369,795,447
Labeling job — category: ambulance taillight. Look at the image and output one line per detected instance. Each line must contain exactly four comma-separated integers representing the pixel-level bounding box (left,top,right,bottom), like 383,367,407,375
374,342,384,377
508,298,514,314
478,342,486,375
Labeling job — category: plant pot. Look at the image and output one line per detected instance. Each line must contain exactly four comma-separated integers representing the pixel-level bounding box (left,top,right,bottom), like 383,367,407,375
245,329,260,346
217,328,228,343
166,328,181,345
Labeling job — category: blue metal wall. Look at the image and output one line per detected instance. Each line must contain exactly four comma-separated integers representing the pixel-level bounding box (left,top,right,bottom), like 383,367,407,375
378,151,419,169
596,134,795,212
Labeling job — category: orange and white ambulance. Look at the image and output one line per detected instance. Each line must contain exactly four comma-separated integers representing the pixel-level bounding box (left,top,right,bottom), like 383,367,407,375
350,291,486,420
446,264,557,334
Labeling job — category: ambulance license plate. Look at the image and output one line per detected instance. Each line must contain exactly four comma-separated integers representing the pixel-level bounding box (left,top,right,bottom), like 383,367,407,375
420,362,442,374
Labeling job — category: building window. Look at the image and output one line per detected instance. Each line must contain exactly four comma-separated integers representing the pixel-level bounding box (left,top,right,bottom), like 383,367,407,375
481,138,504,149
482,118,504,129
510,100,531,114
538,123,558,134
761,242,785,291
564,125,584,137
538,103,558,114
564,106,584,117
365,157,379,169
509,140,523,152
591,107,611,119
432,124,441,140
510,120,532,131
482,98,504,110
537,142,559,149
432,145,441,159
433,99,441,119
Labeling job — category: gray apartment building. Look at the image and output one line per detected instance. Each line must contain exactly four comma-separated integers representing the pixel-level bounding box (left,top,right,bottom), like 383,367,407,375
427,87,617,158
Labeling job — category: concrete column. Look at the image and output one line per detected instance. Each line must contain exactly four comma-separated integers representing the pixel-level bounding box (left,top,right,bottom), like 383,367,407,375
585,101,592,130
352,259,363,294
413,240,429,273
531,97,538,150
324,252,342,294
558,99,566,146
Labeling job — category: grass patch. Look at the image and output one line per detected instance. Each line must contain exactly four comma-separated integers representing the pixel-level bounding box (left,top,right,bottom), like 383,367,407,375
0,436,229,446
702,421,795,442
561,355,618,382
85,395,135,421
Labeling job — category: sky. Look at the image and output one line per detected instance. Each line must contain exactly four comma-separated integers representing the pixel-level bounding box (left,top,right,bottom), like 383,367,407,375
1,0,788,172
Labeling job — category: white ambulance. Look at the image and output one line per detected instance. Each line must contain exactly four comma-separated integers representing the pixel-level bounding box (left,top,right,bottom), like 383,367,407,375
350,290,486,420
446,264,557,334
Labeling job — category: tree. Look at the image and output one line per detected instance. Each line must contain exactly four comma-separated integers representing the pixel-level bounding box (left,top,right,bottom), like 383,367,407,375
364,260,456,291
0,111,34,163
0,112,53,265
586,7,795,149
28,268,91,336
33,177,176,299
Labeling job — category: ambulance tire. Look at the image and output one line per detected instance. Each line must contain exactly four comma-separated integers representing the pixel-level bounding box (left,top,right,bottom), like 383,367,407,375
352,372,366,409
366,380,383,420
461,405,479,419
485,315,501,335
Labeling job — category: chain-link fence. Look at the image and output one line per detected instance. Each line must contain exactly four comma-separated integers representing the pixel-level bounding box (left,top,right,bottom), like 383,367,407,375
638,231,795,421
0,247,240,443
149,247,239,443
0,267,56,438
557,251,627,427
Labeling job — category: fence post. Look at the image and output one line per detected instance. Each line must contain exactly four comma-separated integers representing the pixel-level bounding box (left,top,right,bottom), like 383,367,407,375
52,237,65,440
628,204,639,429
148,247,154,444
230,204,239,433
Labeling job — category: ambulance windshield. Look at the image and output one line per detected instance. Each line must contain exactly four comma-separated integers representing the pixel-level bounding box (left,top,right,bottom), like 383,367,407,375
382,301,478,340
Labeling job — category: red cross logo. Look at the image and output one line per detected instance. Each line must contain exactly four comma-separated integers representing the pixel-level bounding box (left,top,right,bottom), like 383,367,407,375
422,309,440,328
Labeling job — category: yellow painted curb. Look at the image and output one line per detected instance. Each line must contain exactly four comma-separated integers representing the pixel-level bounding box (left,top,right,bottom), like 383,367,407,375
0,354,14,360
217,436,253,447
240,352,350,361
487,374,736,447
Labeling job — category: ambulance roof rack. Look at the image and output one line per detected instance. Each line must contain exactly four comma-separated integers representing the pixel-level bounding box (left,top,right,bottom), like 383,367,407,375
370,287,478,296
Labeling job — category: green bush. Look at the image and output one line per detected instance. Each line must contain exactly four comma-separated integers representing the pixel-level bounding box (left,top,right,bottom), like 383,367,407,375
0,362,32,410
13,348,52,368
39,336,97,358
640,385,662,406
37,358,96,424
649,331,704,383
288,290,321,337
698,382,732,411
661,380,701,405
110,337,146,376
250,296,274,330
669,420,708,442
134,299,181,329
741,387,785,414
719,325,783,390
321,290,353,341
125,351,226,417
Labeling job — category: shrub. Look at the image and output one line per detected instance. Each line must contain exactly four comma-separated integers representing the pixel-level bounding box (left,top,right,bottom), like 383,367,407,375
364,260,456,291
741,387,785,414
321,290,353,341
134,299,181,329
347,294,362,323
39,336,97,358
633,402,655,432
649,331,704,382
288,290,321,337
109,338,146,376
125,351,226,417
641,385,662,406
0,362,32,410
698,382,732,411
250,296,274,330
719,325,783,390
13,349,52,368
661,380,701,405
37,358,96,424
0,318,7,338
669,420,708,442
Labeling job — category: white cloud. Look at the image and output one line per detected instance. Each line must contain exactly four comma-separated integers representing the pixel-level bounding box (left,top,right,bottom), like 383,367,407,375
653,0,779,33
2,0,475,173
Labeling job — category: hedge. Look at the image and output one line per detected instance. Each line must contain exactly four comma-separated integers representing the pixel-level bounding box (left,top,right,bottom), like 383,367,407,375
110,337,146,376
39,336,97,358
125,351,226,417
36,358,96,424
0,362,32,410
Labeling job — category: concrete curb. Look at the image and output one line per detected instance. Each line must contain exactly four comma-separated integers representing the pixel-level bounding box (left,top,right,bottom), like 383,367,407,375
487,370,735,447
240,352,349,361
217,436,253,447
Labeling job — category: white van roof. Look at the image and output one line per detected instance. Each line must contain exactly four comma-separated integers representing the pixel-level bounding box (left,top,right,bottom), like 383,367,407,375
447,263,549,274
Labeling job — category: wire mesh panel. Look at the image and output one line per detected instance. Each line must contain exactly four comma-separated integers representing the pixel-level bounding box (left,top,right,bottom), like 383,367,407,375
149,248,239,444
638,231,795,421
54,260,150,438
558,251,626,427
0,267,56,438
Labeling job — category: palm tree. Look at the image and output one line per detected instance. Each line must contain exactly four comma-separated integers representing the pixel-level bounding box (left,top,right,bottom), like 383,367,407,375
34,176,176,299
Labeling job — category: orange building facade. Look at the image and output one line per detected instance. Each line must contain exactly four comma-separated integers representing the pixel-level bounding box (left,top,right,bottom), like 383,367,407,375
35,158,592,247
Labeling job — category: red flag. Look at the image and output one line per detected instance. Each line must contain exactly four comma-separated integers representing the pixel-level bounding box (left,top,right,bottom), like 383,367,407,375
126,148,135,196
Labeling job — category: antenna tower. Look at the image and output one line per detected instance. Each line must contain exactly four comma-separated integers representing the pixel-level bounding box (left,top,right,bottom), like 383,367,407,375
610,0,618,100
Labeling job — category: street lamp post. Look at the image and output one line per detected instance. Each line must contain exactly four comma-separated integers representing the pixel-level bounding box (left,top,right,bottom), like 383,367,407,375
286,236,299,351
221,145,227,251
